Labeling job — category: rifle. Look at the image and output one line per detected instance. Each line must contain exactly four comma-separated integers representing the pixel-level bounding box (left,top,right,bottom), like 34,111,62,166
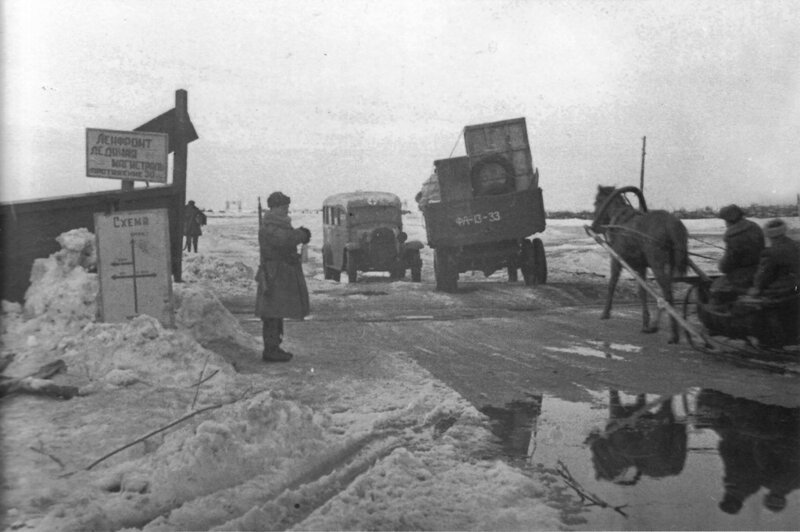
255,196,269,291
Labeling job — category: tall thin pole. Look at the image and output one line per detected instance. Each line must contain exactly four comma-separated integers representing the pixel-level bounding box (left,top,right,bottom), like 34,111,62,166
173,89,189,282
639,136,646,193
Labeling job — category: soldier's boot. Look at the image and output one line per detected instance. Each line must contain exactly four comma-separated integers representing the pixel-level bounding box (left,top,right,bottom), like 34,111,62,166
263,346,292,362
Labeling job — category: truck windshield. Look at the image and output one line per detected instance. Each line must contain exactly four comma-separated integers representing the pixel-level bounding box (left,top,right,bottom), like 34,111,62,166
348,206,400,225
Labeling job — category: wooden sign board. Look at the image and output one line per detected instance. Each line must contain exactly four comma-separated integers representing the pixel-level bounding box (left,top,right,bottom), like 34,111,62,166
86,128,169,183
94,208,174,326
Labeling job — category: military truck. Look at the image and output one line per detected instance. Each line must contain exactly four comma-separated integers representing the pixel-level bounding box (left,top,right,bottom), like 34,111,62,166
419,117,547,292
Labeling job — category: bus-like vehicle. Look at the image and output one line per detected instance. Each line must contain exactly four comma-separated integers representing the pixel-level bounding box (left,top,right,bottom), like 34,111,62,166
322,191,424,283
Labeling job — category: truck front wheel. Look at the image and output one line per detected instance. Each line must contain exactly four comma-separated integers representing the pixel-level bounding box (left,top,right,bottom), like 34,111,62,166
346,250,358,283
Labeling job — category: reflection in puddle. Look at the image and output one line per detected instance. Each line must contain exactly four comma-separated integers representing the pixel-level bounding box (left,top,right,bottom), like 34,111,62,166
480,390,800,530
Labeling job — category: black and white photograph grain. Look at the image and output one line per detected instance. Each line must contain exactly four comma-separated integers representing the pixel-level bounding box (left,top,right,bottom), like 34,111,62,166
1,1,799,530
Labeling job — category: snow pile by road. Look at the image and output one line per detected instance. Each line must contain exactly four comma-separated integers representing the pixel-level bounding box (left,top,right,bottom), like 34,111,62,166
1,228,255,393
181,254,255,295
1,227,568,531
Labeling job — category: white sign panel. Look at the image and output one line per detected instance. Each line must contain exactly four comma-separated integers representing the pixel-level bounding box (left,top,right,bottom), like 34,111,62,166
87,128,169,183
95,208,174,326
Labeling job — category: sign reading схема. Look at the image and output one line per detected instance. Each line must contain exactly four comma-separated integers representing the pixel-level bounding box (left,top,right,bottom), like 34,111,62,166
94,208,174,327
86,128,168,183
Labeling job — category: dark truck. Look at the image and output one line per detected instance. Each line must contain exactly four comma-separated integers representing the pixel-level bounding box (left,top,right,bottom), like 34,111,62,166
419,117,547,291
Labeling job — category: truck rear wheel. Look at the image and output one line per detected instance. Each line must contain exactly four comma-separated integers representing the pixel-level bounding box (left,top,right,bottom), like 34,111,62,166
409,250,422,282
346,250,358,283
520,239,535,286
507,263,518,282
434,248,458,292
532,238,547,285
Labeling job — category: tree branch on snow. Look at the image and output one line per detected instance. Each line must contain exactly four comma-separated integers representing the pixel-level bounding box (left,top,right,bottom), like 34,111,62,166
86,403,224,471
30,440,66,469
0,359,79,399
556,460,629,517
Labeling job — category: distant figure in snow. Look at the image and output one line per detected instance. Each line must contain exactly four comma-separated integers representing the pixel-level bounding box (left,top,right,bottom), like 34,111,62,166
183,200,206,253
709,204,764,305
254,191,311,362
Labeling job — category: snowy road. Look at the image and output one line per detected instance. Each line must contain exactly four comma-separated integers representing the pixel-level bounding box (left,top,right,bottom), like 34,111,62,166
4,212,797,530
222,279,799,411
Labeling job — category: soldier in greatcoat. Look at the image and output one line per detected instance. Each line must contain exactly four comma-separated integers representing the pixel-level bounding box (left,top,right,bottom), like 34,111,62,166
255,192,310,362
183,200,206,253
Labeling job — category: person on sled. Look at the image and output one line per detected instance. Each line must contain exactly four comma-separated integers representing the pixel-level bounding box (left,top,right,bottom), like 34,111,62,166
709,204,764,306
747,219,799,299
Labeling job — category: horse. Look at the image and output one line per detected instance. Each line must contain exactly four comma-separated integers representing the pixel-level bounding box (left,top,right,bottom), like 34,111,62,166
586,390,687,486
592,185,689,343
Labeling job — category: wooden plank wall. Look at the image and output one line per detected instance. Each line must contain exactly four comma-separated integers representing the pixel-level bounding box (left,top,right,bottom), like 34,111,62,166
0,186,180,303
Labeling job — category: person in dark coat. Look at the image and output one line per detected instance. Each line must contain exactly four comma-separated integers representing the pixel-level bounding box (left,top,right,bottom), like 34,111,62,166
255,192,311,362
183,200,206,253
747,218,800,298
709,204,764,304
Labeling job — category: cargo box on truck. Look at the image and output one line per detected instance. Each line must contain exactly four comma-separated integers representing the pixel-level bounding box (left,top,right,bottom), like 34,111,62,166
418,117,547,291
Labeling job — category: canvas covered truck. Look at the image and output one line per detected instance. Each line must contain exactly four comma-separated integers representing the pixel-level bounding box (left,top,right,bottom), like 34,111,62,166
419,117,547,292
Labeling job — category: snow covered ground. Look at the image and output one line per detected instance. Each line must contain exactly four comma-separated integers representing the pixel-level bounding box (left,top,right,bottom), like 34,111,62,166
1,210,797,530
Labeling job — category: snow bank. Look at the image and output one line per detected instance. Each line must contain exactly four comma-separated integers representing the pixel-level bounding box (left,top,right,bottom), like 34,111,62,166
3,226,568,532
294,446,563,531
0,229,255,393
181,254,255,295
37,392,332,532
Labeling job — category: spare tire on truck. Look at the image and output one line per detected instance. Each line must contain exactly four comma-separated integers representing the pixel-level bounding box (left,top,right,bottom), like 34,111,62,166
470,155,516,197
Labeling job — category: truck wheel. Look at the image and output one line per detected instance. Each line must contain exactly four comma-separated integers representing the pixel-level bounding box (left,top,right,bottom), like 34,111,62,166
346,250,358,283
507,264,518,282
410,251,422,282
323,253,333,280
532,238,547,285
520,239,536,286
323,252,341,281
434,248,458,292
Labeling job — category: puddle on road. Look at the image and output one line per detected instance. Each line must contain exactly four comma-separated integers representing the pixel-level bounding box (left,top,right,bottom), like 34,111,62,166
480,389,800,530
542,341,641,361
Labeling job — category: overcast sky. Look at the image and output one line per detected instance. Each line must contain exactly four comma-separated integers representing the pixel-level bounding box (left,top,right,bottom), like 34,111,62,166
2,0,799,212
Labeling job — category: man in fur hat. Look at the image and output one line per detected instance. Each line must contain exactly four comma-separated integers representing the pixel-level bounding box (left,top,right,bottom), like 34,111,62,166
709,204,764,305
254,192,311,362
747,218,799,298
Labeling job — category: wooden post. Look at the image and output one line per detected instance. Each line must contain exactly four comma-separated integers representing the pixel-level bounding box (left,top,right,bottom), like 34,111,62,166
172,89,189,282
639,136,646,193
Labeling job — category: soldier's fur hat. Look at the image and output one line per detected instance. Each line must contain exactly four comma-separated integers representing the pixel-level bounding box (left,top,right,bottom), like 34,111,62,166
764,218,787,238
718,204,743,223
267,191,291,208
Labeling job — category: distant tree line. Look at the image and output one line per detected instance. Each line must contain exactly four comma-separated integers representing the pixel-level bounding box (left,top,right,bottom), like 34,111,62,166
547,203,799,220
